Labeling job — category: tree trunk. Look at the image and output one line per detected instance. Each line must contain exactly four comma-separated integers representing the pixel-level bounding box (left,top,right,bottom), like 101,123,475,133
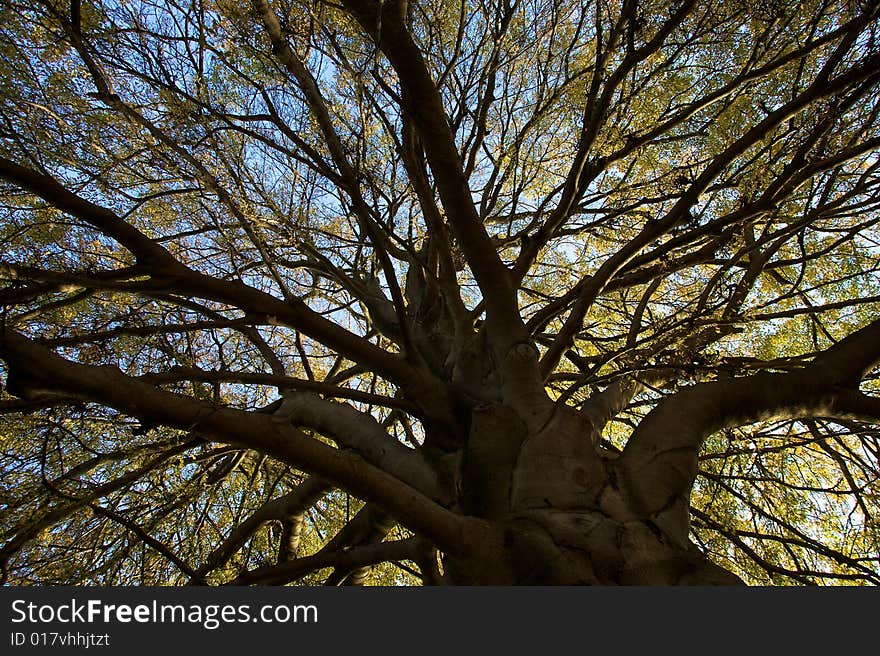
446,401,744,585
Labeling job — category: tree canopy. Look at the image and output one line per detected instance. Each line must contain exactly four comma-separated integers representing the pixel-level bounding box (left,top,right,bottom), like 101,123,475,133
1,0,879,585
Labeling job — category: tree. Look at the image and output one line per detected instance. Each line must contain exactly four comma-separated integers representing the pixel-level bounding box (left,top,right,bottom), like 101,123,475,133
0,0,878,586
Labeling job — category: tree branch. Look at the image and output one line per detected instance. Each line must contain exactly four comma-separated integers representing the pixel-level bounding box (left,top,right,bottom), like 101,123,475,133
617,317,880,527
227,537,419,586
340,0,526,353
0,330,488,557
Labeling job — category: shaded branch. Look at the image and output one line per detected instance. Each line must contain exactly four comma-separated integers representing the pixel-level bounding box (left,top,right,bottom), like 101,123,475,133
618,317,880,529
0,330,489,557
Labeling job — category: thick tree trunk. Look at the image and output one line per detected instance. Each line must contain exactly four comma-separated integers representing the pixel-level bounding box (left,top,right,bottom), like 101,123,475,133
444,515,744,585
446,400,744,585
